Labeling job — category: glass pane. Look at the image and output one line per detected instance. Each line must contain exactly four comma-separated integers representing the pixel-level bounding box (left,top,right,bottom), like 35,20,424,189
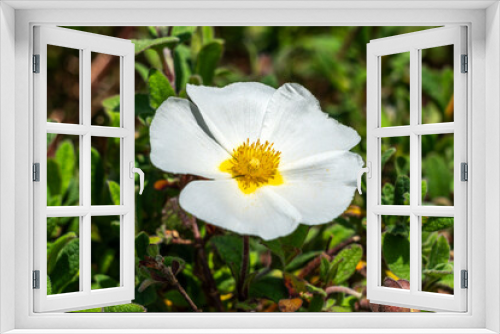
91,136,121,205
421,45,454,124
381,137,410,205
91,216,121,290
91,52,121,127
421,216,454,295
381,52,410,127
47,216,80,294
47,45,80,124
47,134,80,206
381,215,410,288
421,134,454,206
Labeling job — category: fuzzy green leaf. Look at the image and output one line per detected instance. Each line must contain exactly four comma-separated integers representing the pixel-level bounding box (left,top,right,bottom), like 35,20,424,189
195,39,224,85
103,303,146,312
132,37,179,55
249,276,288,303
148,68,175,110
51,238,80,293
382,232,410,280
212,235,243,280
108,181,120,206
173,45,192,93
332,245,362,284
422,217,454,232
55,140,76,194
423,154,452,199
394,175,410,205
47,158,62,196
428,235,450,269
381,147,396,169
47,232,77,275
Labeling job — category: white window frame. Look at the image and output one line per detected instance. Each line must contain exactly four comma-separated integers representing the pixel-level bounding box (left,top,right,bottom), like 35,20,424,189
0,1,499,333
32,26,136,312
366,26,468,312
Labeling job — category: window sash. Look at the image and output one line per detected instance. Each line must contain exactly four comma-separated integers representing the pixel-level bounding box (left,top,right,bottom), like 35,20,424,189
32,26,136,313
366,26,468,312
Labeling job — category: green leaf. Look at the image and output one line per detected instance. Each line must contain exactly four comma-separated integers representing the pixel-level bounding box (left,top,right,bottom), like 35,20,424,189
320,256,330,283
148,68,175,110
286,251,321,272
423,154,452,199
394,175,410,205
428,235,450,269
332,245,362,284
202,26,214,43
132,37,179,55
90,147,103,205
195,39,224,85
308,294,324,312
381,183,394,205
94,274,119,289
212,235,243,280
381,147,396,169
281,225,309,249
382,232,410,280
422,180,428,202
47,158,62,196
188,74,203,86
171,26,197,42
51,238,80,293
423,262,453,278
47,232,77,275
135,231,149,260
108,181,120,205
71,308,102,313
135,93,155,117
47,275,52,295
133,285,157,306
147,244,159,257
263,225,309,267
102,95,120,112
249,276,288,303
103,303,146,312
55,140,76,194
422,217,454,232
135,63,149,83
173,45,192,93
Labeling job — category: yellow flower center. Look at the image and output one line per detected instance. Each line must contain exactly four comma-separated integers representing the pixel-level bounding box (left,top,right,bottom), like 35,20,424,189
219,139,284,194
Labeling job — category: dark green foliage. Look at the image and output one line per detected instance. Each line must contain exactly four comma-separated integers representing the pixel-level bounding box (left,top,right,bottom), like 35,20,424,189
249,277,288,303
382,231,410,280
148,68,175,110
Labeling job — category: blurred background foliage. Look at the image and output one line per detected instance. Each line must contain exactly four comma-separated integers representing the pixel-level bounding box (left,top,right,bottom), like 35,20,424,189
45,26,455,313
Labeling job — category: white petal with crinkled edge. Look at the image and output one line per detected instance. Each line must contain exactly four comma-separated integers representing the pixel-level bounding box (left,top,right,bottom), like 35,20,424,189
260,83,361,165
281,150,364,185
179,180,302,241
150,97,230,179
271,150,363,224
187,82,275,152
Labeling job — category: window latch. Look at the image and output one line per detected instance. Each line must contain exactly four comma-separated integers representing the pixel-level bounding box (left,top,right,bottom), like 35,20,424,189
357,162,371,195
129,162,144,195
33,270,40,289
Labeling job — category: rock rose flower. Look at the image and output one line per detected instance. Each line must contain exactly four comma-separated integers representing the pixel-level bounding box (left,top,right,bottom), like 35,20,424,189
150,82,363,240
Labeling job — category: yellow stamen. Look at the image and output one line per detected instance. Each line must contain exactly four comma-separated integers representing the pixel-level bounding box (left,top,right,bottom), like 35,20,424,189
219,139,284,194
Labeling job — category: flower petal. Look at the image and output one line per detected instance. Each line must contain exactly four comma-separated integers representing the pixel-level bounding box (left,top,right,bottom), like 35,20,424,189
179,180,301,240
260,83,361,165
187,82,275,152
273,151,364,224
150,97,230,179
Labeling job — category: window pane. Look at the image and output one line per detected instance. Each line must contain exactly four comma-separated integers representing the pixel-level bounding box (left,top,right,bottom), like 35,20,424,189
381,137,410,205
91,136,121,205
91,52,121,127
47,217,80,294
91,216,121,290
381,215,410,288
421,134,454,206
421,45,454,124
47,45,80,124
421,216,454,295
381,52,410,127
47,134,80,206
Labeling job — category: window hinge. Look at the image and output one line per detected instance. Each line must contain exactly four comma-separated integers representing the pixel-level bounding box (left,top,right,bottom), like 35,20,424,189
33,270,40,289
33,54,40,73
461,270,468,289
461,162,468,181
33,163,40,182
461,54,468,73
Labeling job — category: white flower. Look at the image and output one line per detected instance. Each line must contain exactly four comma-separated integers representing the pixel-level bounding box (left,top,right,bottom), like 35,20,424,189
150,82,363,241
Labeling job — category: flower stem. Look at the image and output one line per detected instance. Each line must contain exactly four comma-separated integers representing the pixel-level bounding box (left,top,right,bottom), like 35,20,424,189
325,285,363,299
162,266,201,312
238,235,250,302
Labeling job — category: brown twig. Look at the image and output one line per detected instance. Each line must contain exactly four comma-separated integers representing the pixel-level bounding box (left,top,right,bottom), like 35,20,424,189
298,235,361,279
237,235,250,302
325,286,363,299
161,266,201,312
